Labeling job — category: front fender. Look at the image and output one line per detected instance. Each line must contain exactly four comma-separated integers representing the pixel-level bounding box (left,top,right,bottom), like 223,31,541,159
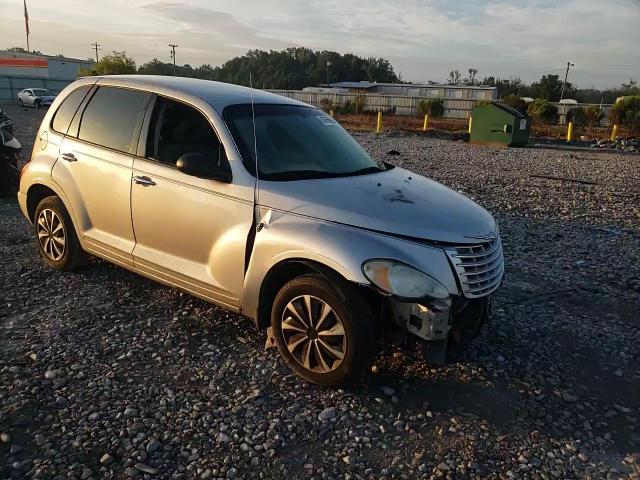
241,209,459,320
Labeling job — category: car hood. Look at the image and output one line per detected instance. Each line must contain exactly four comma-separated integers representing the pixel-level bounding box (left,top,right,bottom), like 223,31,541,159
259,166,497,244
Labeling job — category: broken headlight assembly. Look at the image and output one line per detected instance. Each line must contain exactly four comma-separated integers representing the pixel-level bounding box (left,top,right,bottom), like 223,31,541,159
362,260,449,300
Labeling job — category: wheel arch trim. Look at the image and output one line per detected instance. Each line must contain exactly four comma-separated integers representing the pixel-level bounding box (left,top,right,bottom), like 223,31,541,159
250,256,354,330
25,181,83,241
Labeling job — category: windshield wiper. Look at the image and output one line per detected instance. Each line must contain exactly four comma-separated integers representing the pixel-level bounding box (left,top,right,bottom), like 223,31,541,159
262,170,342,181
262,164,389,181
347,165,388,176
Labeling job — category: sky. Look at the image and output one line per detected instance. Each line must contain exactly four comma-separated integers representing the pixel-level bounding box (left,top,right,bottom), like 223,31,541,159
1,0,639,89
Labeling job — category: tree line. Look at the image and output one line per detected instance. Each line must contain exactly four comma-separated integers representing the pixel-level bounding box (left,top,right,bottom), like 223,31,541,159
444,67,638,104
5,46,638,104
76,48,398,89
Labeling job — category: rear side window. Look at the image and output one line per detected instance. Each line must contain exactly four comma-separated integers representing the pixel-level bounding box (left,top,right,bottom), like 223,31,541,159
51,86,91,134
78,87,147,152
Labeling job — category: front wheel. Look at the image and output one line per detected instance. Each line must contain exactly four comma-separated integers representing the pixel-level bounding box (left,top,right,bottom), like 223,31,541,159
271,274,375,386
18,98,24,107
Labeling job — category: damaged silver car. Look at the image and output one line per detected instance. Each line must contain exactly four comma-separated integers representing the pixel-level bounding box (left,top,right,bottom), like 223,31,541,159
18,75,504,385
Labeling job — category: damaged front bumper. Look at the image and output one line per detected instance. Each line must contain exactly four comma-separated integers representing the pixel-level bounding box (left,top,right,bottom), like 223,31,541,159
389,295,490,365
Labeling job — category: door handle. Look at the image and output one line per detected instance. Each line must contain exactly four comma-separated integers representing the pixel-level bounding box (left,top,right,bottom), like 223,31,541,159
133,175,156,186
61,152,77,162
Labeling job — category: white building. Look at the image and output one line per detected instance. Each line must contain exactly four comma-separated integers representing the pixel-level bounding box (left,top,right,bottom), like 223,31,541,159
317,81,498,101
0,51,95,102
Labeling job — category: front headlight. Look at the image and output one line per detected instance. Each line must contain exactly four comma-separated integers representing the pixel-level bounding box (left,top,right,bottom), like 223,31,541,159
362,260,449,299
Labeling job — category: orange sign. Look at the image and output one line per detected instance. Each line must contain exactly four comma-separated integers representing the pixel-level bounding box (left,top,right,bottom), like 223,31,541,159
0,57,48,68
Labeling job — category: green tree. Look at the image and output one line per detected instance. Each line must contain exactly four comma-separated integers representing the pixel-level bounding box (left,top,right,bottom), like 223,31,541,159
138,59,195,78
566,106,587,126
80,51,136,76
447,70,462,85
210,47,398,89
193,64,218,80
417,99,444,117
138,59,175,76
465,68,478,85
583,106,605,130
610,96,640,132
481,76,524,97
620,79,639,96
501,94,528,115
527,99,559,124
530,74,575,101
5,46,43,55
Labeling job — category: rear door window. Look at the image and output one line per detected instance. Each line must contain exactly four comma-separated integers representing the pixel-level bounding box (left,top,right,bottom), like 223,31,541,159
51,86,91,135
78,86,148,153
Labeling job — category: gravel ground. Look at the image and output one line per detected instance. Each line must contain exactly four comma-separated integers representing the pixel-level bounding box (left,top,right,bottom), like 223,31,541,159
1,106,639,479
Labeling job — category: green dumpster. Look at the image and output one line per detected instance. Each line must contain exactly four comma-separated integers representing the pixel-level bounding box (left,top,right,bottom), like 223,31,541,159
469,101,530,147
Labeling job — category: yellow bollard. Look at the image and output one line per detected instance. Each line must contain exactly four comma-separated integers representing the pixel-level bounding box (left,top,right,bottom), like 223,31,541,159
610,124,618,141
376,111,382,133
566,121,573,142
329,109,334,118
468,116,473,134
423,114,429,131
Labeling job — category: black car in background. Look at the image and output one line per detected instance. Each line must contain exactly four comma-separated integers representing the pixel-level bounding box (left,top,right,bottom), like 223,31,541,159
0,105,12,134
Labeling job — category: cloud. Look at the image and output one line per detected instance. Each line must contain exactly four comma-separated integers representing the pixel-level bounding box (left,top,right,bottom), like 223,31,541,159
135,2,281,50
1,0,638,88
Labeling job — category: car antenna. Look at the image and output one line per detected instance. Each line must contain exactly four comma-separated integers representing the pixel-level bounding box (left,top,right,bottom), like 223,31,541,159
249,70,261,229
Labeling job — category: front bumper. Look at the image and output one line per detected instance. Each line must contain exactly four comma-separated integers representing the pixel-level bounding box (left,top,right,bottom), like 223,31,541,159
389,295,490,364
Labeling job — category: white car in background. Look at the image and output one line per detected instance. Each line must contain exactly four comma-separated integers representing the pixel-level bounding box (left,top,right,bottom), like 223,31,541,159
18,88,56,109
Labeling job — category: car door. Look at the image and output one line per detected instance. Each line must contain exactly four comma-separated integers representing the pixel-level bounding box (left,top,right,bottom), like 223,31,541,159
52,85,150,267
130,95,254,309
24,90,34,106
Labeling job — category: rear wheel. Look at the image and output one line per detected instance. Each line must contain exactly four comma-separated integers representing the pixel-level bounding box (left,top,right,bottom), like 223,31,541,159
34,99,41,109
271,274,375,386
34,196,87,270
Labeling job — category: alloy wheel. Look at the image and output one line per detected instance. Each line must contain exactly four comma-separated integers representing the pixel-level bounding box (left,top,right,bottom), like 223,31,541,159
37,208,66,261
281,295,347,373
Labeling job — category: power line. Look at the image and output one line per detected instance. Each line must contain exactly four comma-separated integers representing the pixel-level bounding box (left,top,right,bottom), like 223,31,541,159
90,42,101,63
169,44,178,76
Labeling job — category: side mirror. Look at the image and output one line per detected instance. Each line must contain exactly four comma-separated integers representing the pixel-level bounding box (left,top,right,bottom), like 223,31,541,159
176,152,232,183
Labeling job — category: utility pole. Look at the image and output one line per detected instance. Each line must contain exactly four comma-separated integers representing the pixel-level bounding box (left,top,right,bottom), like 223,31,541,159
560,61,574,101
169,44,178,76
90,42,101,63
326,60,332,86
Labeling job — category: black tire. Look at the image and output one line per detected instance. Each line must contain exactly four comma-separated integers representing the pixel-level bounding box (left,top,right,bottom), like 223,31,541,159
18,98,24,107
271,274,375,386
0,159,19,197
34,99,41,109
34,196,87,270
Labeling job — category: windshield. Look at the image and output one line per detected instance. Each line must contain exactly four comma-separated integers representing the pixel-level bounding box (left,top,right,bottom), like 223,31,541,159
223,104,388,180
32,89,52,96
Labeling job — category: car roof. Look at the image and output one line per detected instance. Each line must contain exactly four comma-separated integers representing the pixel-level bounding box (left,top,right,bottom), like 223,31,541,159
89,75,310,112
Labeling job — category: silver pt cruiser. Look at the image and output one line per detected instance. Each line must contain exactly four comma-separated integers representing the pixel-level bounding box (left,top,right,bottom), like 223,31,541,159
18,76,504,385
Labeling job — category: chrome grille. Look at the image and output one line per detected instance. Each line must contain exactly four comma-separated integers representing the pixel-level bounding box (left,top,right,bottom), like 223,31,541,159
445,237,504,298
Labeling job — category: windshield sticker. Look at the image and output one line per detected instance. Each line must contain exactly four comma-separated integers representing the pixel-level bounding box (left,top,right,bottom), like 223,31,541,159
316,116,337,126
